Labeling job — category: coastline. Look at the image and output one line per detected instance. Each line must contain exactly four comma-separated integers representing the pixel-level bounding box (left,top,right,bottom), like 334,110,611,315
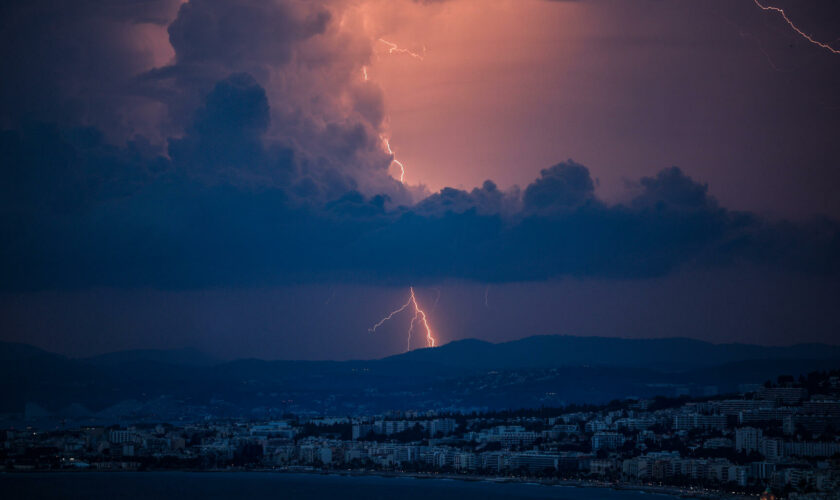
294,469,752,499
2,467,755,499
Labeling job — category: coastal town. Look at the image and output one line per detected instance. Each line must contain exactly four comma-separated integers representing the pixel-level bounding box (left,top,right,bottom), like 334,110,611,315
3,370,839,499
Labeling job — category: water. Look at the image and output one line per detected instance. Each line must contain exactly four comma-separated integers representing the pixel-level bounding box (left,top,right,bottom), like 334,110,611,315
1,472,680,500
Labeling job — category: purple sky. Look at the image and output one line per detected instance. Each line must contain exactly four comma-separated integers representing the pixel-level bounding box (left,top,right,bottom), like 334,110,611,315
0,0,839,359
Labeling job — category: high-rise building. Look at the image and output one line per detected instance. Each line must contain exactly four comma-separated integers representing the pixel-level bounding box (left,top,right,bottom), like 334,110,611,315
735,427,762,453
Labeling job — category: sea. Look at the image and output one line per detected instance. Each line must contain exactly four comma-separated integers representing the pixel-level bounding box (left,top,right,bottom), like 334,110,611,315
0,472,683,500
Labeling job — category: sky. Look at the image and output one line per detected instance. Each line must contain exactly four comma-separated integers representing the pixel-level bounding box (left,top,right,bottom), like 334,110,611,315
0,0,839,359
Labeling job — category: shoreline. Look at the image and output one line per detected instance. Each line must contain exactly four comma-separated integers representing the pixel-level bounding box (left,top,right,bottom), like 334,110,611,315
305,469,751,499
1,467,755,499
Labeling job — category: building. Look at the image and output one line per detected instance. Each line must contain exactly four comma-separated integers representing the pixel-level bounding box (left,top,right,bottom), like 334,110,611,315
759,438,783,462
703,437,733,449
430,418,457,437
589,459,615,475
735,427,762,454
319,447,333,465
250,421,295,439
673,414,727,431
757,387,807,405
783,441,840,458
592,432,625,451
351,424,372,440
454,452,477,470
508,452,557,472
108,430,134,444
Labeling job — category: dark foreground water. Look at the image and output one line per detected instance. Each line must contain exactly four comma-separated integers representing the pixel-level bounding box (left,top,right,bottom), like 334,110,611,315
1,472,681,500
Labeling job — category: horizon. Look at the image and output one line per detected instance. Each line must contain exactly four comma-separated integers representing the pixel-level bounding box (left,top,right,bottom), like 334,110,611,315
10,333,840,363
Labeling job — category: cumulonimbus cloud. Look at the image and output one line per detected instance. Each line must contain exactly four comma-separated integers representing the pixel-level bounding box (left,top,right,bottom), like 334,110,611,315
0,0,838,290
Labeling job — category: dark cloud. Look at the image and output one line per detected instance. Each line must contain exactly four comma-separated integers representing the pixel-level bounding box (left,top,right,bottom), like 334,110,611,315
0,0,838,293
142,0,403,203
523,160,597,212
168,73,274,173
167,0,330,67
1,0,400,204
0,0,181,136
414,180,519,216
0,123,168,215
632,166,716,211
1,85,837,291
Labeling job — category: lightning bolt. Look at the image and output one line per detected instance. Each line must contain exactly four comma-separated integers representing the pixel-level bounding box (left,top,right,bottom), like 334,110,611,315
409,286,436,350
364,36,432,338
369,287,437,352
752,0,840,55
381,136,406,182
361,38,426,184
378,38,425,60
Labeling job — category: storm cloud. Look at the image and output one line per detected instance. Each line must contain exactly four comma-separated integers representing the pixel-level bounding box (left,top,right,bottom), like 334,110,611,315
0,0,839,292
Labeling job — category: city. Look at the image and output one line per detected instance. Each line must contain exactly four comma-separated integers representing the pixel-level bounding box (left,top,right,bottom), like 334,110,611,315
5,370,839,499
2,0,839,498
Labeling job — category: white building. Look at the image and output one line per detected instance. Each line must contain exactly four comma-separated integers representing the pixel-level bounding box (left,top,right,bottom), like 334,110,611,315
430,419,457,437
735,427,762,453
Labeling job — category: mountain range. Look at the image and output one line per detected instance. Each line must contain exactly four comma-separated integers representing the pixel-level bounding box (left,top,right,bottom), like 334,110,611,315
2,335,839,421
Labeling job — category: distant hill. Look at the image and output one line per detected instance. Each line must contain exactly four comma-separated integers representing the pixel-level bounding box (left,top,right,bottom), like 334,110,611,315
83,348,220,367
0,342,62,362
390,335,840,372
1,335,839,419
